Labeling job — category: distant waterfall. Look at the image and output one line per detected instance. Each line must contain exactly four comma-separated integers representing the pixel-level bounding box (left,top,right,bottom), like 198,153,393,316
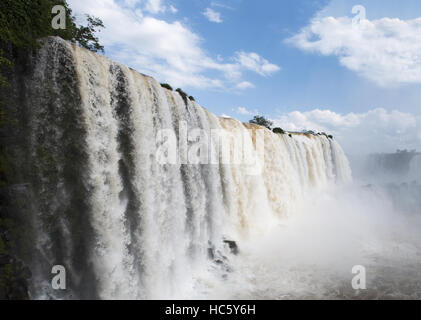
18,37,352,299
409,155,421,182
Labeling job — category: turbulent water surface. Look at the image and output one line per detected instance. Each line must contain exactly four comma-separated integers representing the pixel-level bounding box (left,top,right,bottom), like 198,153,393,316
14,37,421,300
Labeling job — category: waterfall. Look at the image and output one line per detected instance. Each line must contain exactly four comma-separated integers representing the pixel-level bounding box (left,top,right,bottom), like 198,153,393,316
409,155,421,182
18,37,352,299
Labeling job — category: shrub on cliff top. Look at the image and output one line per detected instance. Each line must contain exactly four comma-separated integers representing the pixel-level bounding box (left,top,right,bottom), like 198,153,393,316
0,0,105,86
160,83,173,91
176,88,189,105
272,127,285,134
249,115,273,130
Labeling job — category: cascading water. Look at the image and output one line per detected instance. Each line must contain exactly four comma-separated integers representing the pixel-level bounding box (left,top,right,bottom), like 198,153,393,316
16,37,353,299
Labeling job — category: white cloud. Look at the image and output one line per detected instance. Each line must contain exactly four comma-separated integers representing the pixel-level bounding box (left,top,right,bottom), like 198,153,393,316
144,0,166,14
211,2,234,10
235,51,281,76
124,0,142,8
287,15,421,86
169,5,177,13
203,8,222,23
236,81,255,90
68,0,279,90
237,107,252,115
273,108,421,154
236,106,259,116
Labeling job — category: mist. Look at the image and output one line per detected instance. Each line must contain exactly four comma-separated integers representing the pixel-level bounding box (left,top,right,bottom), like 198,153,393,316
197,151,421,299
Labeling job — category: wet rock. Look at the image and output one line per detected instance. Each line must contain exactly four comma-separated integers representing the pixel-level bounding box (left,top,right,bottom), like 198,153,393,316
223,240,239,255
207,247,215,260
21,267,32,280
0,254,10,265
0,284,6,299
0,254,31,300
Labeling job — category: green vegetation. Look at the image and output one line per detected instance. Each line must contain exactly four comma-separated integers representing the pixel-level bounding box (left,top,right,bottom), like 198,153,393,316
160,83,173,91
272,127,285,134
71,15,105,53
249,115,273,130
0,0,104,86
176,88,188,105
161,85,196,104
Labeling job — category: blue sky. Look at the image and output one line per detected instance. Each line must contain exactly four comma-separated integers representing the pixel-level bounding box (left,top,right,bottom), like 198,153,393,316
69,0,421,154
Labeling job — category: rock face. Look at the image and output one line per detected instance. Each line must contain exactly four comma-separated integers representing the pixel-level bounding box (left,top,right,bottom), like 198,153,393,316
223,240,239,255
0,177,32,300
0,189,32,299
0,253,31,300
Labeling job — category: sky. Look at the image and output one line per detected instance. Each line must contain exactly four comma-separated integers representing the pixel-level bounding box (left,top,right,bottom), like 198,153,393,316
68,0,421,155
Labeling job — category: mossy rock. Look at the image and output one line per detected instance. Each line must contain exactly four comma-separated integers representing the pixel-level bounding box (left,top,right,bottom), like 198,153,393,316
0,255,30,299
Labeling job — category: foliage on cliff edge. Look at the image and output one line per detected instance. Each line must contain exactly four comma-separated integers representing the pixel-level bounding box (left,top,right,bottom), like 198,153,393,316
0,0,104,86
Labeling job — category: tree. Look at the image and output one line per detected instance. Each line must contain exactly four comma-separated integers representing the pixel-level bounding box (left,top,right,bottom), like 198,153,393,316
0,0,105,86
72,15,105,53
249,115,273,130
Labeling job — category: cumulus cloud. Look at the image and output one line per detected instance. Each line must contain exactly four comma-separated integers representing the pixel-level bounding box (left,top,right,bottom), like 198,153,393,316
236,81,255,90
203,8,222,23
237,107,252,115
68,0,278,90
124,0,173,13
236,106,259,116
169,5,177,13
273,108,421,154
287,16,421,86
144,0,166,14
235,51,281,76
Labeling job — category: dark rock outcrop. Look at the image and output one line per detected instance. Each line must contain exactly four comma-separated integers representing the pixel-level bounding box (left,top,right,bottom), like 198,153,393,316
223,240,239,255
